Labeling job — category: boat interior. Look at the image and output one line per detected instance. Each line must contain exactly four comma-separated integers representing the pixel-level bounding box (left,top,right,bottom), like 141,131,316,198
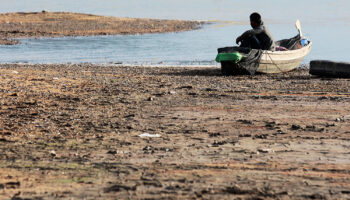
275,34,309,51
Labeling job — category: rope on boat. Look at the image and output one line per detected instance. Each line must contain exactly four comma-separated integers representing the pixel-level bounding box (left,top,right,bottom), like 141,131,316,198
265,51,285,73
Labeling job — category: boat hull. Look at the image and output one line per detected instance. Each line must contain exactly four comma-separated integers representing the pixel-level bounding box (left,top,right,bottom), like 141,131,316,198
257,42,312,73
219,41,312,75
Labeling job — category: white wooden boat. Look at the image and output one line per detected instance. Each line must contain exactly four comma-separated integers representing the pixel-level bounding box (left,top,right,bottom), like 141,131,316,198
218,20,312,75
257,39,312,73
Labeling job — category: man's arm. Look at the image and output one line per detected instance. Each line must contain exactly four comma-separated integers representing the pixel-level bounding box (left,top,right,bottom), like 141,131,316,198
236,27,264,44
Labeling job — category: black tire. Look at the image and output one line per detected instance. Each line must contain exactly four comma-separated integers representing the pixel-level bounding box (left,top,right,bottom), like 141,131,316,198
310,60,350,78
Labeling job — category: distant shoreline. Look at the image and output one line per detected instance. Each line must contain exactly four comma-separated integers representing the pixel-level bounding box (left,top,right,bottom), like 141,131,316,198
0,11,204,45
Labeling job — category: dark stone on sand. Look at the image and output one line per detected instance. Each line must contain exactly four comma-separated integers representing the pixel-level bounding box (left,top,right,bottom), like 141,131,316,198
237,119,253,124
304,125,324,132
223,186,251,195
291,124,302,130
5,181,20,189
177,85,193,89
104,184,137,193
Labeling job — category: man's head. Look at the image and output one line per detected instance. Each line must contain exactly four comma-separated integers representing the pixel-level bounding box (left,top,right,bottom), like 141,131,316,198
250,12,262,28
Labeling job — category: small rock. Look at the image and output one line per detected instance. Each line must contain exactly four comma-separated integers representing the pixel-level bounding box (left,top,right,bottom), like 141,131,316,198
107,150,117,155
154,92,166,97
273,129,286,135
5,181,20,189
239,134,252,137
8,93,18,97
212,140,227,147
291,124,302,130
265,121,276,128
169,90,176,95
237,119,253,124
257,148,274,153
205,88,217,91
254,134,268,139
124,114,135,118
177,85,193,89
330,97,339,101
209,132,220,137
305,125,324,132
325,123,335,127
318,96,328,100
49,150,56,157
335,117,344,122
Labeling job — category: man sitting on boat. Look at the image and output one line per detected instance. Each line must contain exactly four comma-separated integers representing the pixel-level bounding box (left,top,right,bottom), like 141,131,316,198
236,12,275,51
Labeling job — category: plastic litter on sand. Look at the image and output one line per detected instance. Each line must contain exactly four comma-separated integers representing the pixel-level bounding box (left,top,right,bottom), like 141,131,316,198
138,133,161,138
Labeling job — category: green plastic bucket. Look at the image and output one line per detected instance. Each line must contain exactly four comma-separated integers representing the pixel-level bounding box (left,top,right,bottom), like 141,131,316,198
215,52,242,63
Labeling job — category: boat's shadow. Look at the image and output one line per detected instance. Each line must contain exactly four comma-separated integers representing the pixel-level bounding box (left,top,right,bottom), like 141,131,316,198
158,67,221,77
160,67,314,80
159,67,255,77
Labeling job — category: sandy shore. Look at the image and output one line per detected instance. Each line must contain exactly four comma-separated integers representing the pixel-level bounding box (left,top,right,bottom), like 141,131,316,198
0,12,203,45
0,64,349,199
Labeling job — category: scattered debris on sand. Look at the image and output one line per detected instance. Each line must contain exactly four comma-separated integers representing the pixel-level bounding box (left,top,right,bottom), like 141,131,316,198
0,64,349,199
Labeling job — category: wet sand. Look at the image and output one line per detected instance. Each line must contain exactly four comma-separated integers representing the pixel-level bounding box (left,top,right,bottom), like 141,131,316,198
0,64,349,199
0,12,202,45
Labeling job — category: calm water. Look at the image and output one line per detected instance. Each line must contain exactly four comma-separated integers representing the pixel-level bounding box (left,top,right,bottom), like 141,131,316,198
1,0,350,65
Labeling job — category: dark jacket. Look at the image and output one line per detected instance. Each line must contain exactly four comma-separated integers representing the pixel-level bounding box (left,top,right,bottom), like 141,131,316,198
240,22,275,51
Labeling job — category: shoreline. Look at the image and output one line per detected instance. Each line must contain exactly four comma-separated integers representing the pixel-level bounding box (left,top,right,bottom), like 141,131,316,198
0,11,204,45
0,61,222,68
0,63,349,199
0,61,311,69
